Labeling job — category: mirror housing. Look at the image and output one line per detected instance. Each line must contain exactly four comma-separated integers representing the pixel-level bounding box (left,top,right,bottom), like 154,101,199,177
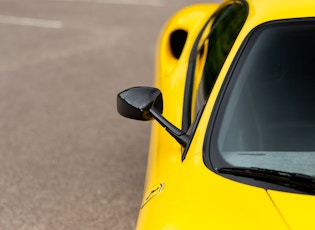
117,86,163,121
117,86,189,147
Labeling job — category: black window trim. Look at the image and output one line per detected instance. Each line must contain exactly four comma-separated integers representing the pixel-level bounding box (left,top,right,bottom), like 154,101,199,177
181,0,249,160
182,0,249,133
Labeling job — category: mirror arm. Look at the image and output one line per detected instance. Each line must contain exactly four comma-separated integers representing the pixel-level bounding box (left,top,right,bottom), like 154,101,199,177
149,107,190,147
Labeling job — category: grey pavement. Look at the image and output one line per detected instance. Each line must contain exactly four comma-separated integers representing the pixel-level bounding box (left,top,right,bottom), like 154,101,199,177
0,0,218,229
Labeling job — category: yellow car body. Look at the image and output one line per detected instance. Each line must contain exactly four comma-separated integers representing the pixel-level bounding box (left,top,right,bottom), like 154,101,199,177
117,0,315,229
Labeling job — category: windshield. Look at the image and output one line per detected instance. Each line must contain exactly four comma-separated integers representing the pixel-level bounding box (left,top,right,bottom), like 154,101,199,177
210,19,315,178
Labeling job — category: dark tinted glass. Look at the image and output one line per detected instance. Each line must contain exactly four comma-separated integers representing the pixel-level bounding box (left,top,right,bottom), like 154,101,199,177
195,3,247,113
212,20,315,177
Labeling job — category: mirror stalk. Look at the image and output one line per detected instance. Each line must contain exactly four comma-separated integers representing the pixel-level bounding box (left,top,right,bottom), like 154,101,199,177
149,107,189,147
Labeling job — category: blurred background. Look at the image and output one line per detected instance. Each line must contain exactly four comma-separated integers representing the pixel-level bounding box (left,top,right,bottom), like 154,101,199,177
0,0,218,229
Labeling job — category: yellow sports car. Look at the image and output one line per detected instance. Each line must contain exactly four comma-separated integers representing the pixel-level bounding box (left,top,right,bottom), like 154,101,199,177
117,0,315,229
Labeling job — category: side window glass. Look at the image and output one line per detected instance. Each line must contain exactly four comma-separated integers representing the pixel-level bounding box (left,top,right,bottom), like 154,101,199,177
193,3,247,117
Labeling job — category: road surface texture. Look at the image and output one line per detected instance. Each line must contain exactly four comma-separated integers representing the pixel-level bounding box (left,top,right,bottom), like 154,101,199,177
0,0,219,229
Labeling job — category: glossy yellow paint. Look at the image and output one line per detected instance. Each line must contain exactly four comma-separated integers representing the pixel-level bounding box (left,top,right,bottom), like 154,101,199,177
143,3,219,195
138,154,289,229
136,0,315,229
268,190,315,229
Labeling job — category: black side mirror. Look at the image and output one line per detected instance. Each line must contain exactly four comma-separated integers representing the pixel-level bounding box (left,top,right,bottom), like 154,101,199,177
117,86,163,121
117,86,189,147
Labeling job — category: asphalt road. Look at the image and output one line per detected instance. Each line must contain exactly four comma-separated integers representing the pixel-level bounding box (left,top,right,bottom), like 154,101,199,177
0,0,217,229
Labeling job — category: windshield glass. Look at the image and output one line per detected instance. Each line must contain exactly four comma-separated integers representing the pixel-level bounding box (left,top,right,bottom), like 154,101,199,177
211,20,315,177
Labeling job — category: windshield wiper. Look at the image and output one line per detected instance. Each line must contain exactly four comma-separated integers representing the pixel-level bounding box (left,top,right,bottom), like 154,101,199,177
217,167,315,194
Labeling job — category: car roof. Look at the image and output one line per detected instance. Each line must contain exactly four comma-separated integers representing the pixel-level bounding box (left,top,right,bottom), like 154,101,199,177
246,0,315,12
244,0,315,25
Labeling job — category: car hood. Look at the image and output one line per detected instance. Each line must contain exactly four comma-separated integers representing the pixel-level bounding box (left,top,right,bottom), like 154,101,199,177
268,190,315,229
137,164,296,230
